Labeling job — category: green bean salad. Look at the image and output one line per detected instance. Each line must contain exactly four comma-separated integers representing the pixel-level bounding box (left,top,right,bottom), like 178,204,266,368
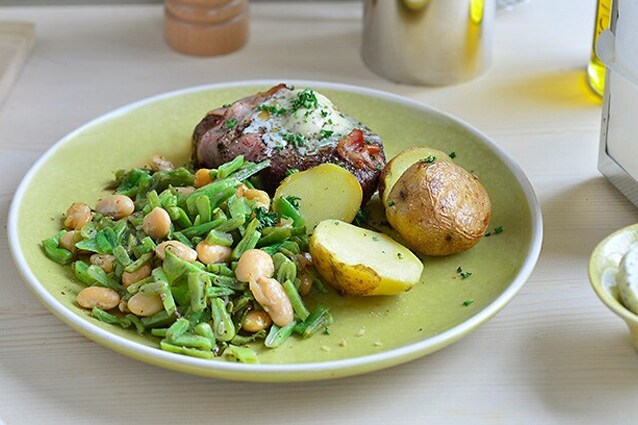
42,155,333,363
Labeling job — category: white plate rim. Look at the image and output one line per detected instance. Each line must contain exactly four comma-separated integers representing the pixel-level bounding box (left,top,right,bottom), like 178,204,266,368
7,79,543,381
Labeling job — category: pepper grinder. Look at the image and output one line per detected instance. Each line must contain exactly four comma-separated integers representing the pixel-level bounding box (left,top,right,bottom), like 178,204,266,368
164,0,249,57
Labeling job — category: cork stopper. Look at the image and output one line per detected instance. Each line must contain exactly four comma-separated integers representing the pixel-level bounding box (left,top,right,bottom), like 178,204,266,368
164,0,249,57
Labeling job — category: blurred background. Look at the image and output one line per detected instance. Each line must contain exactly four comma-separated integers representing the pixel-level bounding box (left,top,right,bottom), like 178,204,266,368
2,0,327,4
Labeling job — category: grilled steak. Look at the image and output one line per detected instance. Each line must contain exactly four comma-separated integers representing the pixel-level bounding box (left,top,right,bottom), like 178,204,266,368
192,84,386,203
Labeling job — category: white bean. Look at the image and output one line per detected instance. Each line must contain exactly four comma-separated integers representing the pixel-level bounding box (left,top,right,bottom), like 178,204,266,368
121,263,152,287
242,310,272,333
149,155,174,172
155,241,197,262
142,207,171,240
235,249,274,283
95,195,135,219
76,286,120,310
127,293,163,317
196,241,232,265
249,277,294,327
59,230,82,253
64,202,92,230
90,254,116,273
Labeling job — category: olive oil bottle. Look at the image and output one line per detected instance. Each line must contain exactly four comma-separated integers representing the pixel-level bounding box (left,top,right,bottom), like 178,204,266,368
588,0,612,97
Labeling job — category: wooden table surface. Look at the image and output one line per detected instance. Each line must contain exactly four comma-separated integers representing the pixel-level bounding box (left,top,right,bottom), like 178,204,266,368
2,1,638,424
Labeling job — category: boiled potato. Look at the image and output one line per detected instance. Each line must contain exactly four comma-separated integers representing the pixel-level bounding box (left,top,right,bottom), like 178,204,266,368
309,220,424,296
385,158,491,256
379,146,452,206
274,164,362,234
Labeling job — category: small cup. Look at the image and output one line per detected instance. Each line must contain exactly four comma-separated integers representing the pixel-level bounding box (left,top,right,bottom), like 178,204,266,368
361,0,495,86
590,223,638,351
164,0,249,57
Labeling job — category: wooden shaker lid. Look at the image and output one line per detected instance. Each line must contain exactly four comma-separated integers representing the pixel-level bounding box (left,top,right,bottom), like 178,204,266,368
165,0,249,57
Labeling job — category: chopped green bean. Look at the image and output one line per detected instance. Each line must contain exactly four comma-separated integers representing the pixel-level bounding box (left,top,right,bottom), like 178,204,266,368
216,155,245,179
294,305,333,339
206,263,234,277
205,286,235,298
159,340,214,359
210,298,236,342
87,265,124,292
195,195,212,224
276,260,297,284
132,236,156,257
170,231,192,247
188,272,208,312
265,321,297,348
224,344,259,364
185,177,240,213
166,317,190,341
123,252,152,273
231,219,261,260
125,275,155,295
194,322,216,347
151,328,168,337
126,314,145,334
112,245,132,267
91,307,119,325
42,231,73,265
205,229,233,246
257,227,292,247
214,217,245,233
150,167,194,192
283,279,310,321
230,159,270,181
230,330,266,346
141,310,177,328
273,196,305,228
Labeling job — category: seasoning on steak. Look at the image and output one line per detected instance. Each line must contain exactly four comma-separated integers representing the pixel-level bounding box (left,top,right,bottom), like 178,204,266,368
192,84,386,203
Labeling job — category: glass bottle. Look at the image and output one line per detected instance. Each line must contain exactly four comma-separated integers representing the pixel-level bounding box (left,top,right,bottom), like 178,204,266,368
587,0,612,97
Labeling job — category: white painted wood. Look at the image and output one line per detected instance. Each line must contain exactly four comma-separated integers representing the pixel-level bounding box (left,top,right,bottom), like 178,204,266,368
0,21,34,107
2,2,638,424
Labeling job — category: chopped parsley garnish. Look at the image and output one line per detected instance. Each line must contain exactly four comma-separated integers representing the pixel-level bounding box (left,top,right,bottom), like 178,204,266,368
222,103,232,108
397,252,403,259
353,208,368,226
258,104,287,116
372,236,380,242
319,129,334,139
320,110,328,118
462,299,474,307
281,132,306,148
284,195,301,209
387,200,396,207
291,89,318,111
225,118,237,129
485,225,504,237
456,266,472,279
285,168,299,176
254,207,278,229
449,152,457,159
422,155,437,164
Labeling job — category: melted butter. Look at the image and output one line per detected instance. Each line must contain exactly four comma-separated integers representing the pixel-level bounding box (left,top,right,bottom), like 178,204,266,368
242,88,356,153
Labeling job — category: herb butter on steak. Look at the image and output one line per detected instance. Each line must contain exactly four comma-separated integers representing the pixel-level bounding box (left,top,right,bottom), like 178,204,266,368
192,84,386,203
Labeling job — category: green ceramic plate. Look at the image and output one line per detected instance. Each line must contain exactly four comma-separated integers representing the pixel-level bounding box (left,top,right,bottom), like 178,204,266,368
589,224,638,351
8,81,542,381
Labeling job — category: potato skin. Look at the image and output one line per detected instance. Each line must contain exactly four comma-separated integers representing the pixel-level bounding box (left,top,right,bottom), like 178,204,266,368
379,146,452,206
385,159,491,256
310,239,381,296
309,220,423,296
